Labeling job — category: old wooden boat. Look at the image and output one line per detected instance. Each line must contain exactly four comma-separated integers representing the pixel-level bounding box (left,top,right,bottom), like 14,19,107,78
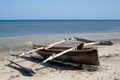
7,38,101,74
31,44,100,66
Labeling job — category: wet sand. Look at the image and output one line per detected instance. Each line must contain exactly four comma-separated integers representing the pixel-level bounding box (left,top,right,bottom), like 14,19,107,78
0,32,120,80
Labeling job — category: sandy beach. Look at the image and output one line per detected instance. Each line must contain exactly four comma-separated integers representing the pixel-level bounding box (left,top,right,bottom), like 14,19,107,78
0,32,120,80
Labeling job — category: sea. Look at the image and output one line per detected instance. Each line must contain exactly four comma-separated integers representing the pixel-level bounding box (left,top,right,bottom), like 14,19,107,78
0,20,120,37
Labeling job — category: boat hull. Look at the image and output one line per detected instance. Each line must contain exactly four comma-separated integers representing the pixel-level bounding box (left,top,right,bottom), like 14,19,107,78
32,45,100,66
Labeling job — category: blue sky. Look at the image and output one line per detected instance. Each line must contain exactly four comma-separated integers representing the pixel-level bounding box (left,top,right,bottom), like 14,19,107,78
0,0,120,20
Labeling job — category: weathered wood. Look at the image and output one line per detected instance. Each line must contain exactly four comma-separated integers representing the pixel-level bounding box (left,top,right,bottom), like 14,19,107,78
74,37,113,45
42,47,75,63
44,40,66,49
84,42,98,46
74,37,95,43
32,45,100,66
97,40,113,45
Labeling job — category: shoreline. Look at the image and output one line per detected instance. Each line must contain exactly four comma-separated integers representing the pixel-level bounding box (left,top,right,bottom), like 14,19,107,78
0,31,120,56
1,31,120,38
0,31,120,48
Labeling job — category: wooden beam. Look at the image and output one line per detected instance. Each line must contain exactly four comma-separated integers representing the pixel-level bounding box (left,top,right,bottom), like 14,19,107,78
19,38,74,57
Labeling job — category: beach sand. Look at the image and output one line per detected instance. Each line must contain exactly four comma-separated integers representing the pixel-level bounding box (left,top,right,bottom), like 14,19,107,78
0,32,120,80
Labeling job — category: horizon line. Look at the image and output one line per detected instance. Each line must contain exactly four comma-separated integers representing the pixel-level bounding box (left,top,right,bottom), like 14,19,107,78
0,19,120,21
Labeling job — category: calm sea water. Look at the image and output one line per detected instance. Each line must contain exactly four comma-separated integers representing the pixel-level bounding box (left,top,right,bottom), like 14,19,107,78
0,20,120,37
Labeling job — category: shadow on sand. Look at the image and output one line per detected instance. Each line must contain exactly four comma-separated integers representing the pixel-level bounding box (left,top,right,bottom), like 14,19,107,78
6,54,98,76
6,64,34,76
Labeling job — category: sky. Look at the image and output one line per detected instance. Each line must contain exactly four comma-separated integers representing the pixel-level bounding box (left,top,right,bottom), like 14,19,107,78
0,0,120,20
